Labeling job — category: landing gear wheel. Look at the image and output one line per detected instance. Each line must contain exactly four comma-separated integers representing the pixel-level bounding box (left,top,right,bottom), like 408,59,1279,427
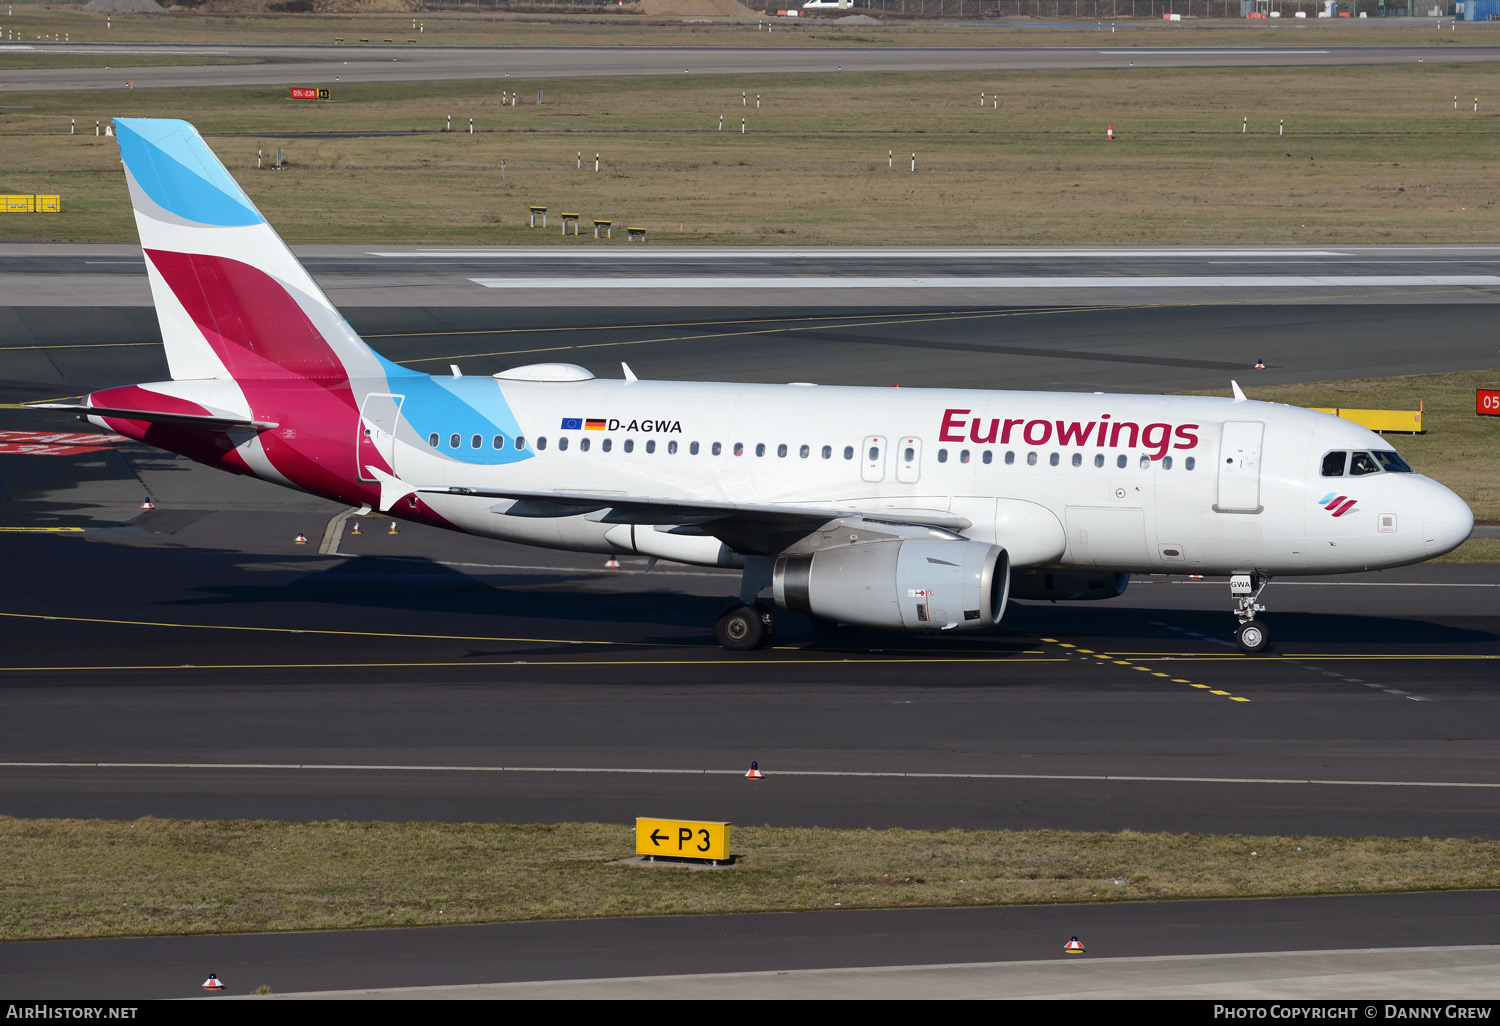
1235,619,1270,654
716,604,768,651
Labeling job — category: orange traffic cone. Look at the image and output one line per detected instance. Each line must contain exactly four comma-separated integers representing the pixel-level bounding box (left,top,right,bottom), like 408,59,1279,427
388,521,399,535
140,498,154,510
604,557,621,569
350,521,361,535
1064,936,1086,953
201,973,225,991
746,761,763,781
1106,124,1114,141
1254,358,1266,369
294,533,307,545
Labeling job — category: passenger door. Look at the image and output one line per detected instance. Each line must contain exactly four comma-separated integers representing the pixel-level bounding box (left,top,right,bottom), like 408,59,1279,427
1215,421,1264,514
357,392,404,482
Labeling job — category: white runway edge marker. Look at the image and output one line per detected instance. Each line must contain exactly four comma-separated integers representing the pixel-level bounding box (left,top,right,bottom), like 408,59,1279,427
469,275,1500,290
4,763,1498,789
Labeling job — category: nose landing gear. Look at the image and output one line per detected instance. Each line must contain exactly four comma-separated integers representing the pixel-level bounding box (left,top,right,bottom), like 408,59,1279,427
1231,572,1271,654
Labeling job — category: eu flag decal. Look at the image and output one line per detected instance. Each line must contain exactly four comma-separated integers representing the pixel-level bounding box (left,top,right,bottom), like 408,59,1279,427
560,417,583,430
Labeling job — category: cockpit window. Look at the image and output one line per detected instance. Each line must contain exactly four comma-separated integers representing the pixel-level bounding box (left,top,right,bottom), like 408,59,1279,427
1321,451,1346,477
1349,451,1380,476
1374,450,1414,473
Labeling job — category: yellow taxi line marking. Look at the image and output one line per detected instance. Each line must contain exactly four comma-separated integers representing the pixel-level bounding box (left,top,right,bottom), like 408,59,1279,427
1210,690,1232,695
1230,697,1252,702
0,658,1070,672
1191,684,1212,689
0,527,85,532
1058,643,1076,649
1132,666,1152,672
1172,679,1192,683
1075,648,1094,654
1151,672,1171,678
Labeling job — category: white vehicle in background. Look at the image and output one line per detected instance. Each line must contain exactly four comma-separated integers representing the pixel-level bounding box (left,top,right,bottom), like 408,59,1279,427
802,0,855,9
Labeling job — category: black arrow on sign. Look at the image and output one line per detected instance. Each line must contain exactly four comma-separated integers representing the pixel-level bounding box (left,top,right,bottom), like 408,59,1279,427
650,829,667,846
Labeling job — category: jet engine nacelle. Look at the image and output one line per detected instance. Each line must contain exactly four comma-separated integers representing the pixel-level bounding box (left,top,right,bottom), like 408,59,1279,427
773,539,1009,630
1009,569,1130,602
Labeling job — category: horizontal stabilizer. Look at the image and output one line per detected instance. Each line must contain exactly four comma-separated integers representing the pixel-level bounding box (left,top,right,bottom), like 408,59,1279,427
31,403,278,431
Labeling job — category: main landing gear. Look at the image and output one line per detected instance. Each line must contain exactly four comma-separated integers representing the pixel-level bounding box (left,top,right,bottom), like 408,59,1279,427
714,602,776,651
1231,572,1271,654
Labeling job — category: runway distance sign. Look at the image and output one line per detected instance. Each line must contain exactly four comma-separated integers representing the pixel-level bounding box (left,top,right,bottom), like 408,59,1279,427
1479,389,1500,416
635,817,730,862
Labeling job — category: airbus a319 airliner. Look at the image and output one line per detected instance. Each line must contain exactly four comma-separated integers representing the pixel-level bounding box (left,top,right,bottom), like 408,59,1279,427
39,119,1475,652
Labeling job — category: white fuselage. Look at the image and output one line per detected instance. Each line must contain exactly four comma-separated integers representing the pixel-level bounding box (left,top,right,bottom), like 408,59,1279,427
364,376,1472,577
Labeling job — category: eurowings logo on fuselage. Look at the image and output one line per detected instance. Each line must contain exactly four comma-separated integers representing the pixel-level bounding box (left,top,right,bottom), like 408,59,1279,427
940,408,1200,461
1318,493,1359,517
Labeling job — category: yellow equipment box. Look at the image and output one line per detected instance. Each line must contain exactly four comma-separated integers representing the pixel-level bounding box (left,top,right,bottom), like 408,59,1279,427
2,195,36,213
1311,406,1424,434
36,195,60,213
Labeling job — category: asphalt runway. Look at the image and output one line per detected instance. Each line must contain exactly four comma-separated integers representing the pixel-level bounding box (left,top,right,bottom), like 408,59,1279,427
7,40,1500,92
6,892,1500,999
2,259,1497,997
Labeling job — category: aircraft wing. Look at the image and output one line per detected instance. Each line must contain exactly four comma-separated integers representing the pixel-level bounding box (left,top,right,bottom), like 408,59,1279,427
427,484,972,532
30,403,278,432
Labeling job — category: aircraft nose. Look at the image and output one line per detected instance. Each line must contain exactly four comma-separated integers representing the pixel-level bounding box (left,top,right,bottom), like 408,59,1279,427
1423,484,1474,558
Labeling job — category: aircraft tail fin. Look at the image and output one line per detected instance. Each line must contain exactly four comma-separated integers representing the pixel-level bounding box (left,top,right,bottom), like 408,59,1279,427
114,118,397,384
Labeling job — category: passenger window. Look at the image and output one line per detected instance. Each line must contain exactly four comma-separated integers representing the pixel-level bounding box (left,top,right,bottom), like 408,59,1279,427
1116,454,1127,469
1321,451,1347,477
449,433,460,449
777,443,787,458
937,449,948,464
515,436,526,450
961,449,971,464
646,440,656,454
691,442,701,455
1094,454,1104,468
868,445,879,462
821,445,832,459
624,439,635,453
800,444,809,458
1163,456,1173,470
471,434,481,449
1139,455,1151,470
1048,453,1059,467
602,438,612,452
756,443,766,457
1026,452,1037,466
1375,450,1413,472
1184,456,1194,470
559,437,569,451
904,446,915,462
1004,451,1015,465
711,442,721,456
579,437,589,452
493,435,505,450
428,433,439,448
734,443,743,456
982,451,993,465
844,446,855,460
668,441,678,455
1071,453,1082,467
536,436,547,450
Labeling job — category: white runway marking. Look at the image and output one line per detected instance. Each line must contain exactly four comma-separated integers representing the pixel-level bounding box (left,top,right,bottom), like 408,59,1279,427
3,762,1496,788
470,275,1500,290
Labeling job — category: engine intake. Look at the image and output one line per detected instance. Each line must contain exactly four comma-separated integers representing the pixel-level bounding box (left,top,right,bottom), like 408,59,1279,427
774,539,1009,631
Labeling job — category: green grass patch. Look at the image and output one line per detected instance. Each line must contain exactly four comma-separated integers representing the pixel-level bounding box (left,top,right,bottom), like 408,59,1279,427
1430,537,1500,564
1193,369,1500,524
5,63,1500,244
3,816,1497,941
0,54,261,70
